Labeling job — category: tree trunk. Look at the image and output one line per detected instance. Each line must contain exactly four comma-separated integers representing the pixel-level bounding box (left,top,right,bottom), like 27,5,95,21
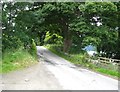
63,37,72,53
63,23,72,53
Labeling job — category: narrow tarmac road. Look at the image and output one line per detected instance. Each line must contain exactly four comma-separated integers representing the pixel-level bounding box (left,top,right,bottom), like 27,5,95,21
2,46,118,90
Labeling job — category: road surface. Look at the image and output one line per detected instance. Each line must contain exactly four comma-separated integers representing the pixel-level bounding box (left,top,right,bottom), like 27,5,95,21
2,46,118,90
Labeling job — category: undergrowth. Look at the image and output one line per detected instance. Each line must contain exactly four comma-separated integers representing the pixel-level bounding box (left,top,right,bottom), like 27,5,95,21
1,48,37,73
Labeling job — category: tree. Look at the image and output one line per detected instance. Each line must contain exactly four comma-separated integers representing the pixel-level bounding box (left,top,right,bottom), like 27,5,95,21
2,1,119,59
83,2,118,58
2,2,38,51
35,2,85,52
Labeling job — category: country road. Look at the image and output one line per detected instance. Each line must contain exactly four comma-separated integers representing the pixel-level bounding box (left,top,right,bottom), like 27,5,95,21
2,46,118,90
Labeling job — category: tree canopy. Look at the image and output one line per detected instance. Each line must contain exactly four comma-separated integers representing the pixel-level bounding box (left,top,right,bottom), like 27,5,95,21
2,1,120,59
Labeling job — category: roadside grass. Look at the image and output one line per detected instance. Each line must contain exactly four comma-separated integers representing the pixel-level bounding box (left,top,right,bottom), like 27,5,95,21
45,44,120,78
96,68,119,77
1,48,38,73
0,61,1,73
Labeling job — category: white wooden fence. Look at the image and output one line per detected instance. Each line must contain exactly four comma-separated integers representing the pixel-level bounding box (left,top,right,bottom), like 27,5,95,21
97,57,120,65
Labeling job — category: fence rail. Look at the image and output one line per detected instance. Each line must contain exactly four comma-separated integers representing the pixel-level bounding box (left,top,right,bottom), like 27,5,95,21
86,57,119,71
98,57,120,64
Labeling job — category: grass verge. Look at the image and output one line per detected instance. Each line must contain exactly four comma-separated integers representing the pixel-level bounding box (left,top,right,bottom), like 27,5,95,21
1,48,38,73
45,44,120,78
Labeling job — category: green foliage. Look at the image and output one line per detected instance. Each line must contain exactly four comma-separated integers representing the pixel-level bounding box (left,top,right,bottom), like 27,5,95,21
44,31,53,44
82,36,101,46
2,1,120,74
85,2,117,13
2,33,24,51
37,2,119,57
85,2,117,28
30,39,37,59
2,2,40,52
2,48,37,73
94,26,118,57
44,31,63,45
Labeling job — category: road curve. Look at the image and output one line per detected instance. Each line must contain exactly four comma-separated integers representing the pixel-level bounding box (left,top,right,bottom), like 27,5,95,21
37,46,118,90
2,46,118,90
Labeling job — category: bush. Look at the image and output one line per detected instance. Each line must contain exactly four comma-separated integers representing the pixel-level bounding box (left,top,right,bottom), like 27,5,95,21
30,39,37,59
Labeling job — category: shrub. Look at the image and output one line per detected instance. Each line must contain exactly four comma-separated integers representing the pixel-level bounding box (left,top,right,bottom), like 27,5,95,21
30,39,37,59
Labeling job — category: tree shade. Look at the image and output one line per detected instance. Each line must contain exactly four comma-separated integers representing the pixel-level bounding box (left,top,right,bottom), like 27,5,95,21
2,1,120,59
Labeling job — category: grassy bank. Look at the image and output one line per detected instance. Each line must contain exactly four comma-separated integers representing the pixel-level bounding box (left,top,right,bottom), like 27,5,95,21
45,44,120,78
1,48,37,73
